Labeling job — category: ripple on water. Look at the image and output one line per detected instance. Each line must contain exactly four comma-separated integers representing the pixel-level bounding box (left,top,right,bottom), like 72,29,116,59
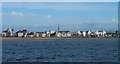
2,39,118,62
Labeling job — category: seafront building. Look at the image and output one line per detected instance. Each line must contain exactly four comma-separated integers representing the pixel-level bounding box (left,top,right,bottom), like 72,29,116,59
56,31,70,37
1,26,120,38
2,31,7,37
16,29,28,37
95,30,107,37
77,31,91,37
2,28,14,37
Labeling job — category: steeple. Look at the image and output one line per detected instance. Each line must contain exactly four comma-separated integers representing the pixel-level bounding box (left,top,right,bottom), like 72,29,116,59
58,24,60,31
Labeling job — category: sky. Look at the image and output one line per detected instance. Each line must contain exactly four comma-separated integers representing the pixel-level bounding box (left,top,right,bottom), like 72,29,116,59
1,2,118,32
1,0,119,2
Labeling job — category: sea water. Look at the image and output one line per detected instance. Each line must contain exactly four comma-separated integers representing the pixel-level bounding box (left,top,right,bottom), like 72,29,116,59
2,38,118,62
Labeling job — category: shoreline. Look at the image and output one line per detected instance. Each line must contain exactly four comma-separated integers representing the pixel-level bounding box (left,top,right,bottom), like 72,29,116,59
0,37,118,40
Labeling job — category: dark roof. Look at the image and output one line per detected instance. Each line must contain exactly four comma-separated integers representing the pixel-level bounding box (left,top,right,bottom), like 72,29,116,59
27,32,35,35
16,30,23,33
86,31,89,33
98,30,103,32
57,31,69,33
80,31,83,33
22,30,27,32
16,30,28,33
36,32,44,33
3,30,7,32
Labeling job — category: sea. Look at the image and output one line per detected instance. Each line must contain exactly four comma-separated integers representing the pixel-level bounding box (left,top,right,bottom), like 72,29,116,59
2,38,118,62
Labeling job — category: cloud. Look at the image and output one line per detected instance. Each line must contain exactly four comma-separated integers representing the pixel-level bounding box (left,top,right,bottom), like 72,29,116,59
31,13,37,16
2,11,37,16
112,18,116,22
11,11,24,16
112,18,118,23
2,2,117,11
47,15,51,18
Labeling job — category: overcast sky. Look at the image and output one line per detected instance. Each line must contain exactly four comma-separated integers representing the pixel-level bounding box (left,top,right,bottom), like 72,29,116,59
1,2,118,32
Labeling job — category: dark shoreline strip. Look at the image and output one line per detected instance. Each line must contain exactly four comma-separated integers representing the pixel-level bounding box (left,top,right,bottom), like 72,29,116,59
1,37,118,40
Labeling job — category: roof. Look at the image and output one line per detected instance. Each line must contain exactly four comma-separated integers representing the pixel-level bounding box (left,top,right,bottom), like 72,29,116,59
16,30,23,33
3,30,7,32
80,31,83,33
97,30,105,32
57,31,70,33
27,32,35,35
36,32,44,33
86,31,89,33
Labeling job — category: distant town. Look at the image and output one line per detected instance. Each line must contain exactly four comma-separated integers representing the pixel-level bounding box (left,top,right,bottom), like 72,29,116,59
1,25,120,38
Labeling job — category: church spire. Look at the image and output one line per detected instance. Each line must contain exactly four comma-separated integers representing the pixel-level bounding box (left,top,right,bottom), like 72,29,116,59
58,24,60,31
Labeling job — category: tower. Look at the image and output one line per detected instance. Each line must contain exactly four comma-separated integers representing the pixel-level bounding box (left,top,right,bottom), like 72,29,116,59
58,24,60,31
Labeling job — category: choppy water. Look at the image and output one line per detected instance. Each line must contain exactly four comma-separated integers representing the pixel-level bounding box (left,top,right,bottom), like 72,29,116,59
2,38,118,62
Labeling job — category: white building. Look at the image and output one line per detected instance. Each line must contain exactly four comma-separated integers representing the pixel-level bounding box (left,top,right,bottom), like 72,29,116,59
50,30,55,34
46,31,51,37
16,29,28,37
35,32,44,37
27,32,36,38
35,33,39,37
77,31,84,37
56,32,62,37
66,32,72,37
95,30,106,37
77,31,91,37
7,28,14,37
2,28,14,37
17,32,24,37
86,31,91,37
42,33,47,37
77,31,82,36
83,31,86,37
56,31,71,37
2,31,7,37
